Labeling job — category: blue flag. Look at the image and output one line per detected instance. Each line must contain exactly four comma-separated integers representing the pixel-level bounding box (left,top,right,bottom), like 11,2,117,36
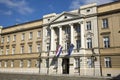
67,44,74,56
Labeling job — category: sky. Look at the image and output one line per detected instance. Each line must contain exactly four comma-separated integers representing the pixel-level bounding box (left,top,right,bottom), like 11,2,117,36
0,0,115,28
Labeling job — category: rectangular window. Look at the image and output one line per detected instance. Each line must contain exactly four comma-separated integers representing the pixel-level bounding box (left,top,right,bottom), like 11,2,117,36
102,18,108,28
86,21,91,30
54,59,58,69
27,60,31,68
103,36,110,48
21,33,25,41
4,61,7,68
13,35,16,41
75,58,80,68
29,45,32,53
104,57,111,68
87,58,94,68
12,47,15,55
0,48,3,55
37,31,41,38
65,27,70,34
11,60,14,68
20,60,23,68
36,60,39,68
46,43,50,51
21,46,24,54
87,38,92,48
1,37,4,43
7,36,10,42
75,26,80,33
46,59,49,68
6,47,9,55
37,44,41,52
76,40,81,49
29,32,33,40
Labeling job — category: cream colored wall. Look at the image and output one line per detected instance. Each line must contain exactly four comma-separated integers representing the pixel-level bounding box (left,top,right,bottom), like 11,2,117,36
98,2,120,13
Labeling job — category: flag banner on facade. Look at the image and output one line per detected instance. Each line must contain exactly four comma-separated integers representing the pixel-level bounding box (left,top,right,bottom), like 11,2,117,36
67,44,74,56
56,45,62,57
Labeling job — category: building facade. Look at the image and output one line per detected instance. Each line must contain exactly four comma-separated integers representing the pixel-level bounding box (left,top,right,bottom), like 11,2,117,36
0,1,119,77
98,1,120,77
41,3,100,76
0,20,43,73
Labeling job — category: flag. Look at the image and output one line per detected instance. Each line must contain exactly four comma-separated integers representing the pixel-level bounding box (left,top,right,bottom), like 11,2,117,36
56,45,62,57
67,44,74,56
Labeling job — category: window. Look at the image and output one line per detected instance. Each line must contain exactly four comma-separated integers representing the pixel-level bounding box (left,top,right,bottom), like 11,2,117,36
103,36,110,48
37,31,41,38
86,21,91,30
104,57,111,68
21,33,25,40
21,46,24,54
20,60,23,68
27,60,31,68
0,48,3,55
4,61,7,68
87,38,92,48
75,26,80,33
7,36,10,42
12,47,15,55
36,60,39,68
1,37,4,43
29,32,33,40
29,45,32,53
11,61,14,68
87,58,94,68
76,40,81,49
46,43,50,51
67,43,70,50
102,18,108,28
54,59,58,69
6,47,9,55
75,58,80,68
46,59,49,68
37,44,41,52
13,35,16,41
65,27,70,34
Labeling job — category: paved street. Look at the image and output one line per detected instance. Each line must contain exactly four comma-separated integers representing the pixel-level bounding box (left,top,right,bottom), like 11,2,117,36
0,73,111,80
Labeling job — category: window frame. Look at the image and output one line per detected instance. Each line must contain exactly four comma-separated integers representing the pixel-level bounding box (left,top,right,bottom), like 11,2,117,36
104,57,111,68
103,36,110,48
102,18,108,29
87,38,92,48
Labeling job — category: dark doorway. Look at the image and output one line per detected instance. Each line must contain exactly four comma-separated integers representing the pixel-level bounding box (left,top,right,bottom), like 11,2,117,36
62,58,69,74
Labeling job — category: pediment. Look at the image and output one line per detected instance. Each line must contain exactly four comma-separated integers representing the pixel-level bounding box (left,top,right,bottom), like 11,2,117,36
50,12,80,23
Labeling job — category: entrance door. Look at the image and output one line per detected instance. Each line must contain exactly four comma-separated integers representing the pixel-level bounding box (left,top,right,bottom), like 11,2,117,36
62,58,69,74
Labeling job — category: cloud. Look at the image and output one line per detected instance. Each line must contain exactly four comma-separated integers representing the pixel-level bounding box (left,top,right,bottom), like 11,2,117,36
69,0,114,10
0,0,33,15
0,10,13,16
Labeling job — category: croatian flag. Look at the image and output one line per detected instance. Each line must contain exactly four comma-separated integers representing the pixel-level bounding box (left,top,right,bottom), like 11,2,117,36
56,45,62,57
67,44,74,56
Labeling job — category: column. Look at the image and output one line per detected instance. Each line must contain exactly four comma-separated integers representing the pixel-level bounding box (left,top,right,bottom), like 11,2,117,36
79,21,85,48
50,27,54,51
59,26,62,45
69,24,74,44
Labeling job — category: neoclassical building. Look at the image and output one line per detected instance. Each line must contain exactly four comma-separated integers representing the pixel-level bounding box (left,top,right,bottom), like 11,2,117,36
41,3,100,76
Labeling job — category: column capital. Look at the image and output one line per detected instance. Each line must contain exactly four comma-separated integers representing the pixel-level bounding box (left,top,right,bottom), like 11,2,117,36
50,27,53,29
58,25,62,28
69,23,74,27
79,21,83,24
